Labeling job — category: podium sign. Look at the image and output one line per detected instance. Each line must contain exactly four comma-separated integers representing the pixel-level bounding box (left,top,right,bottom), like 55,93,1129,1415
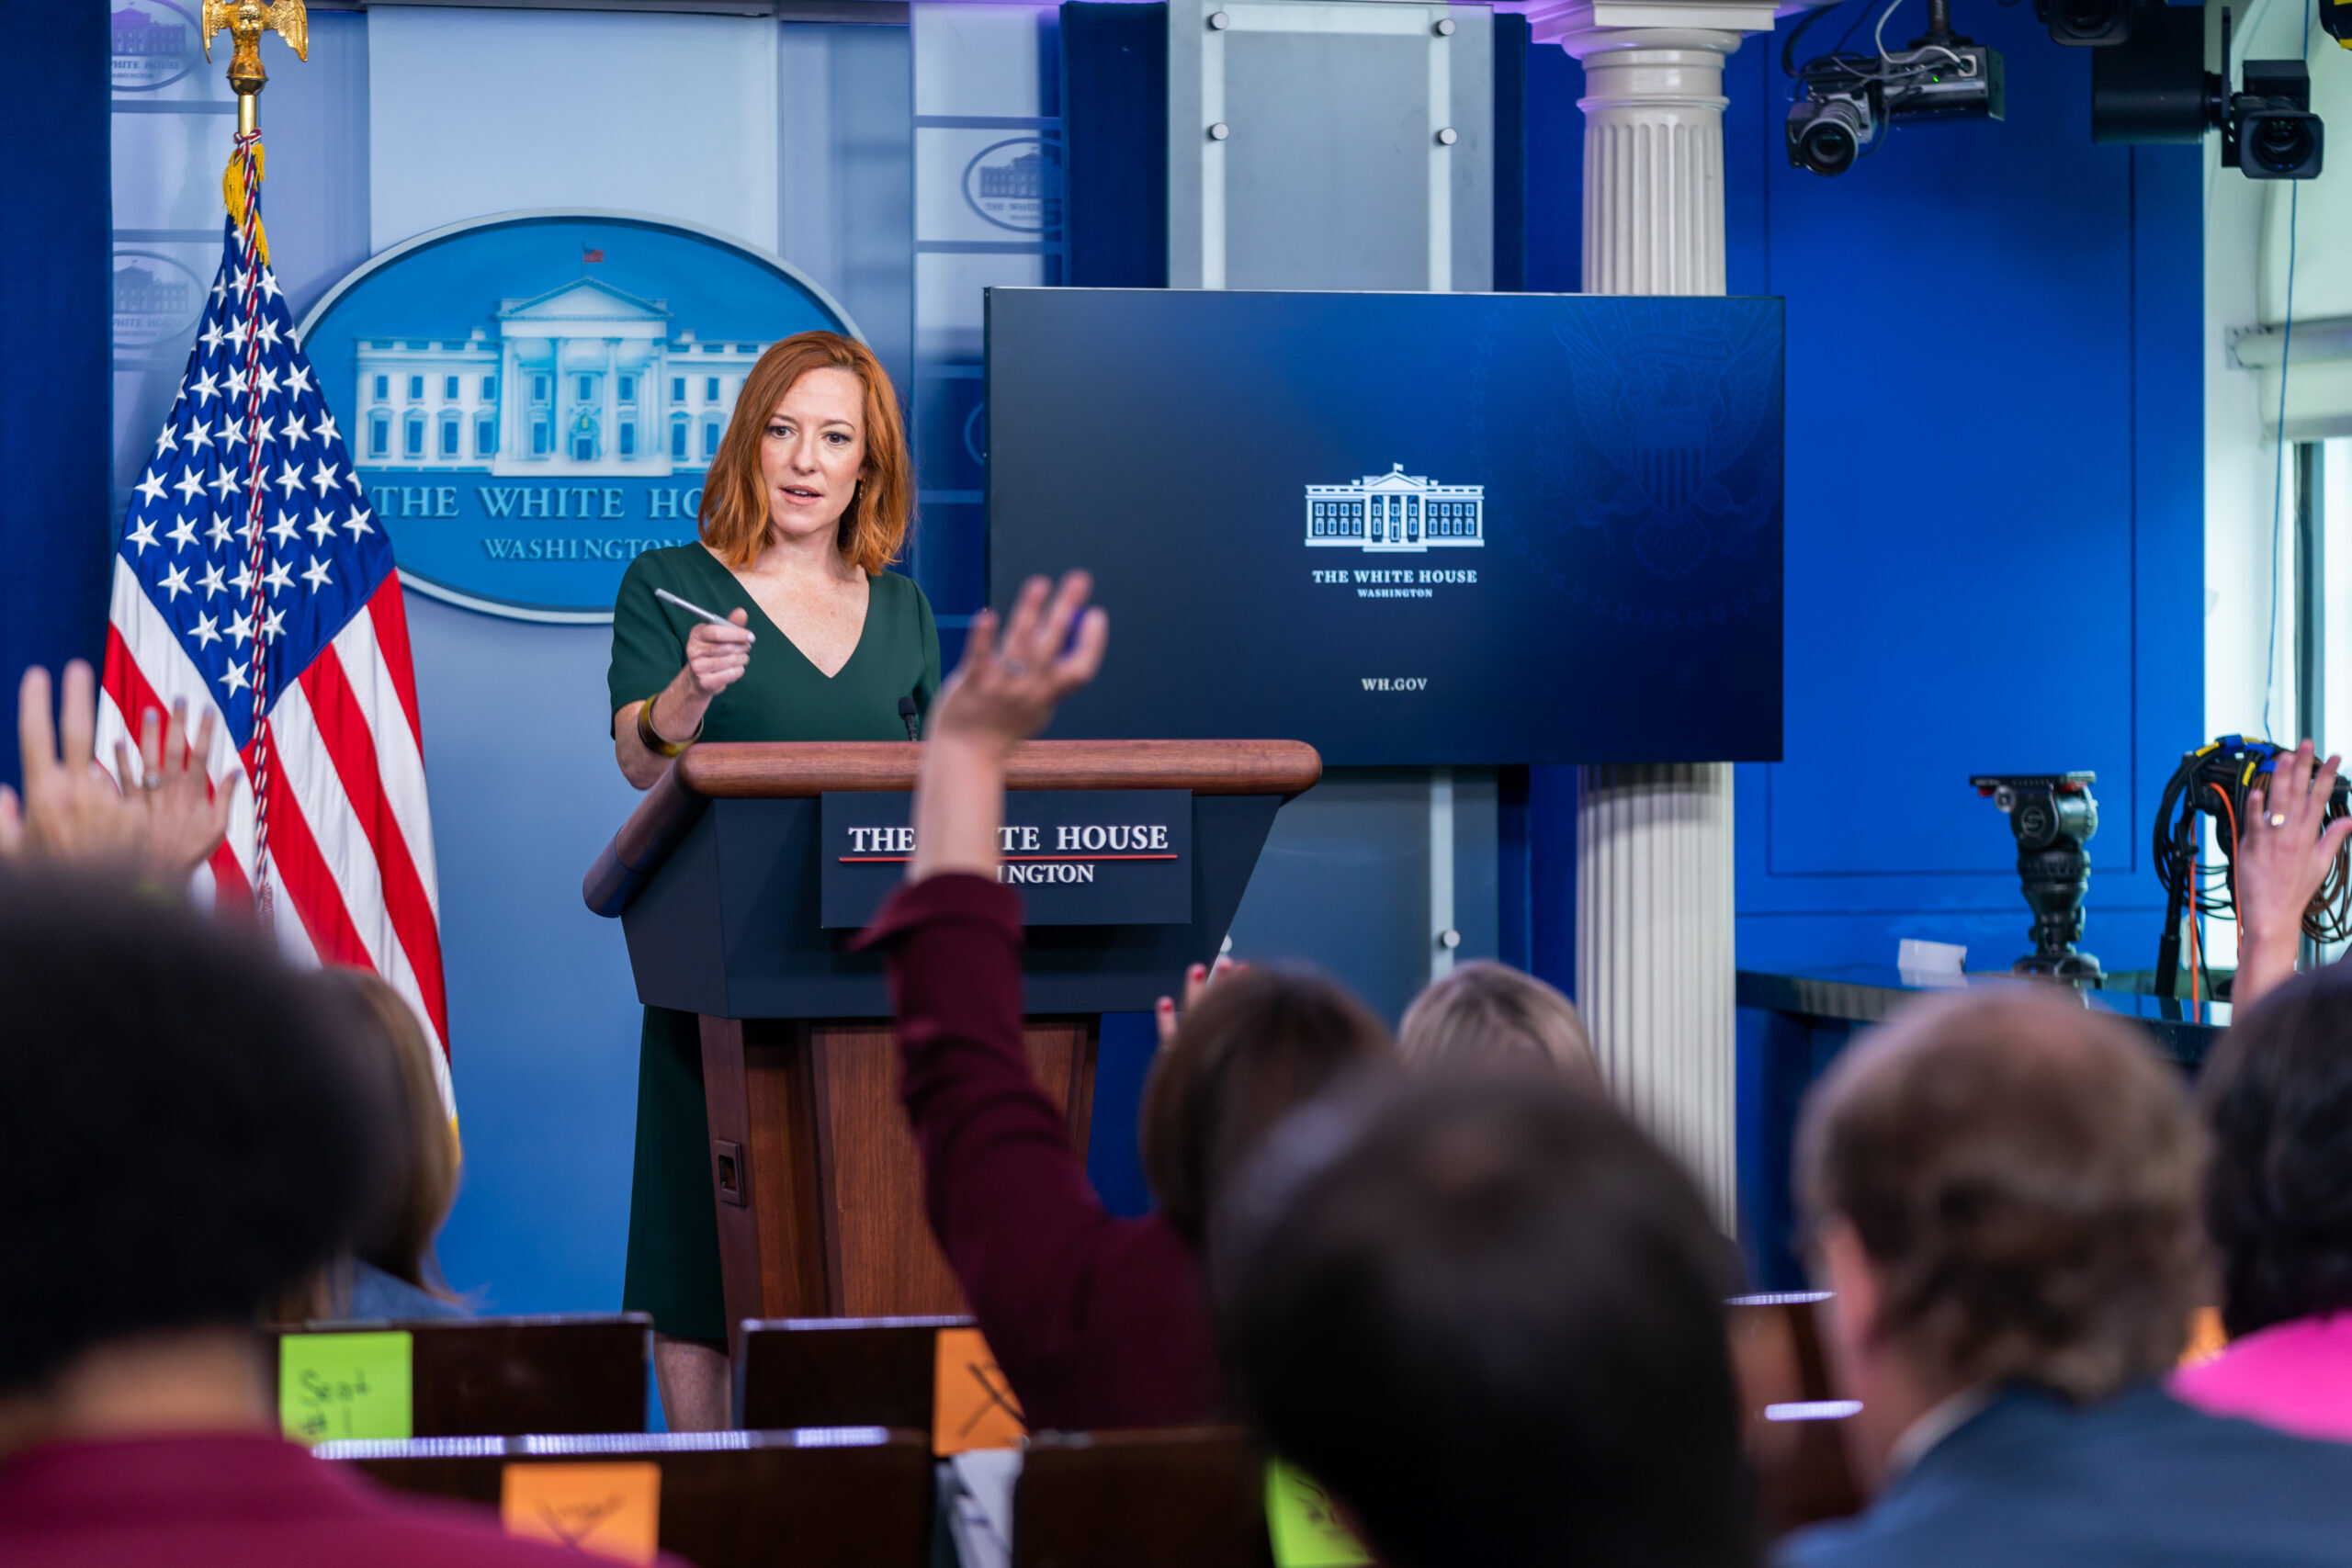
819,789,1193,928
586,739,1319,1318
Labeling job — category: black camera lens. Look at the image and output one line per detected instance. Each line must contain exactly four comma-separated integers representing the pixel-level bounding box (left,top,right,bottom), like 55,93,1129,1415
2251,112,2317,174
1801,120,1859,174
2042,0,2130,45
1786,92,1874,175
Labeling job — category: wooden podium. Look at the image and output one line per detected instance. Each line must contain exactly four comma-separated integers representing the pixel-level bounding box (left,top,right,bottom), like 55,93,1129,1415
583,739,1319,1337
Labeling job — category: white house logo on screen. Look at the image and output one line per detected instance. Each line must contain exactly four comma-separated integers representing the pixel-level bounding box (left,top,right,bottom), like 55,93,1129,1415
112,0,200,91
1306,465,1486,553
352,277,769,479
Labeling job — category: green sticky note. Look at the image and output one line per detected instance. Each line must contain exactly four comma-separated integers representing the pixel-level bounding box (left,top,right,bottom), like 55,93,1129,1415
1266,1456,1372,1568
279,1331,413,1445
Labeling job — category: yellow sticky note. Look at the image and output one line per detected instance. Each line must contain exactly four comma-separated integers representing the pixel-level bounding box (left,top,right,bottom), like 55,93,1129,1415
278,1330,413,1444
1266,1456,1372,1568
933,1325,1027,1456
501,1461,662,1564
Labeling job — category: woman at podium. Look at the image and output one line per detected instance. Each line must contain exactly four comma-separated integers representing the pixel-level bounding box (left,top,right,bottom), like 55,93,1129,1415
605,331,940,1429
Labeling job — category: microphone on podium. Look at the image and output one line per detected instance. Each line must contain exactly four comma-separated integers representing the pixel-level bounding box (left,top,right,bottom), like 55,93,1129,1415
899,695,922,741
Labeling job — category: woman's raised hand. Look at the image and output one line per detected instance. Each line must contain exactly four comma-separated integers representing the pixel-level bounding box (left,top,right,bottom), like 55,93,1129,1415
905,572,1107,886
2232,739,2352,1009
929,571,1109,757
1156,954,1245,1046
115,694,232,879
681,609,754,700
0,662,230,882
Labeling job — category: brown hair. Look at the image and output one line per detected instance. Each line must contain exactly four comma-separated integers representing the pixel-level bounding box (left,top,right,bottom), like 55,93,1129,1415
325,968,461,1303
1796,987,2206,1402
1222,1077,1752,1568
2199,962,2352,1337
1140,968,1394,1245
698,330,911,574
1398,960,1599,1081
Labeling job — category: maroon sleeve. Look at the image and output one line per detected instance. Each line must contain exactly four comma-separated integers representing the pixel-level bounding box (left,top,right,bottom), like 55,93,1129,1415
853,874,1134,1401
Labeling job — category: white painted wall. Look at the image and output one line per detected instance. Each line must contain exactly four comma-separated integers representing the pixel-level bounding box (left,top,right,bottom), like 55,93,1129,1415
367,9,781,256
2207,0,2333,749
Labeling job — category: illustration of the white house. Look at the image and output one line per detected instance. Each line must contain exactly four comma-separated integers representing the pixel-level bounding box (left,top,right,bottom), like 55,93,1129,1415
353,277,768,479
1306,464,1485,552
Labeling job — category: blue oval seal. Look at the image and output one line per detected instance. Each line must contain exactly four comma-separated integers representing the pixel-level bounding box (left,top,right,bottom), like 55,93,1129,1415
961,138,1063,234
297,211,858,623
112,0,201,92
114,250,207,348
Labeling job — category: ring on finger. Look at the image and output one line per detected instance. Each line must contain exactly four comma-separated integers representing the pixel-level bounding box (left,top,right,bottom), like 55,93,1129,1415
2270,812,2290,828
1000,659,1028,677
141,772,164,792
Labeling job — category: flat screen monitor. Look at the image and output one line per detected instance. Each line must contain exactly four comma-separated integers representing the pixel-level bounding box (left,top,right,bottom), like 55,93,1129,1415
985,288,1784,766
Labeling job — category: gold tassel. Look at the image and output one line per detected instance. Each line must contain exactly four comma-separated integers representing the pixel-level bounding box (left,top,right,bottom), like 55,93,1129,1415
220,143,271,265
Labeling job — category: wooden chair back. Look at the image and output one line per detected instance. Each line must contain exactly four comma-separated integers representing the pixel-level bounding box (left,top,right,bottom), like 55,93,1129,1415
266,1313,650,1438
1013,1426,1276,1568
322,1427,933,1568
732,1314,970,1431
1728,1292,1863,1538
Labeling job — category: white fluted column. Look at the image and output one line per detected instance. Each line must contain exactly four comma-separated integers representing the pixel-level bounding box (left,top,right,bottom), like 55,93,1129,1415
1577,762,1737,1215
1550,5,1762,1223
1570,28,1738,293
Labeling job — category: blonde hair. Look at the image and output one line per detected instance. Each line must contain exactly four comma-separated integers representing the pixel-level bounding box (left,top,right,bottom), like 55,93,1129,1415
1398,961,1598,1081
698,331,911,575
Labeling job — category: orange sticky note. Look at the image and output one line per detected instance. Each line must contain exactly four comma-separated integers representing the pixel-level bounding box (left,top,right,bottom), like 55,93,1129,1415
2181,1305,2229,1367
933,1325,1027,1456
500,1461,662,1564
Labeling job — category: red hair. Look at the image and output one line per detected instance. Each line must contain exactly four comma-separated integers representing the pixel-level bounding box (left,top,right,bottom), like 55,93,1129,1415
699,331,911,574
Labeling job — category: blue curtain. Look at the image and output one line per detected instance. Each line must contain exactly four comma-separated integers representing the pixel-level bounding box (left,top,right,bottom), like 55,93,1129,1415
0,0,112,791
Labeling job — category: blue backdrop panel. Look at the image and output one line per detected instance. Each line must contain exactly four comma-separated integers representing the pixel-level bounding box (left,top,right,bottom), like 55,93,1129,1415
1524,41,1584,295
2,0,111,790
1493,14,1531,292
989,287,1786,766
1062,1,1168,288
1723,2,2203,976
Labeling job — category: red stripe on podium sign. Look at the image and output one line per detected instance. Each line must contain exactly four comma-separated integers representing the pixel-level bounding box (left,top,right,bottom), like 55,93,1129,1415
838,853,1181,864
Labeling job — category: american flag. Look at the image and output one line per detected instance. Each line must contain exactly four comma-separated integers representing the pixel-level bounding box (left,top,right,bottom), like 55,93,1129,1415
100,134,451,1115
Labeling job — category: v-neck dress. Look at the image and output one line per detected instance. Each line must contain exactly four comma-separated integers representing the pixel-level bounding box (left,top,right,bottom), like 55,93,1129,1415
606,544,940,1341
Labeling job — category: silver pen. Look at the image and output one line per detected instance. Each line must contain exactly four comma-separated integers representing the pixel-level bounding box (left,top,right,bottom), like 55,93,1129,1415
654,587,755,643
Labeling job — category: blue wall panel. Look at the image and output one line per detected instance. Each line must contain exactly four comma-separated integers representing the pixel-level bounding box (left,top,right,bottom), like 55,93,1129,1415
3,0,111,793
1524,40,1583,295
1723,8,2203,977
413,604,647,1316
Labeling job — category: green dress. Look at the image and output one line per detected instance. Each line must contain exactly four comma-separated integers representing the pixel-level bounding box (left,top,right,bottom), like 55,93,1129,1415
606,544,941,1342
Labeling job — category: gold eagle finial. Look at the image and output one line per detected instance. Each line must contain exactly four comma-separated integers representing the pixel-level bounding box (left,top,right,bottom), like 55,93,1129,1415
201,0,309,133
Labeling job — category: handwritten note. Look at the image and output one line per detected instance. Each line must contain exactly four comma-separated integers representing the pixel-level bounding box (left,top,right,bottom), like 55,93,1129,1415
278,1330,413,1444
933,1325,1027,1456
1266,1457,1372,1568
502,1461,662,1564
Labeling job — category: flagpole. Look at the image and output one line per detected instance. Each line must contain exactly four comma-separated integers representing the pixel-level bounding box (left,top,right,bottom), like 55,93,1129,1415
205,2,310,923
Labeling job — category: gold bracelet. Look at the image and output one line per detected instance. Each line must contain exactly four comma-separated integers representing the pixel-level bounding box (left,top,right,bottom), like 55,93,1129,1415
637,694,700,759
